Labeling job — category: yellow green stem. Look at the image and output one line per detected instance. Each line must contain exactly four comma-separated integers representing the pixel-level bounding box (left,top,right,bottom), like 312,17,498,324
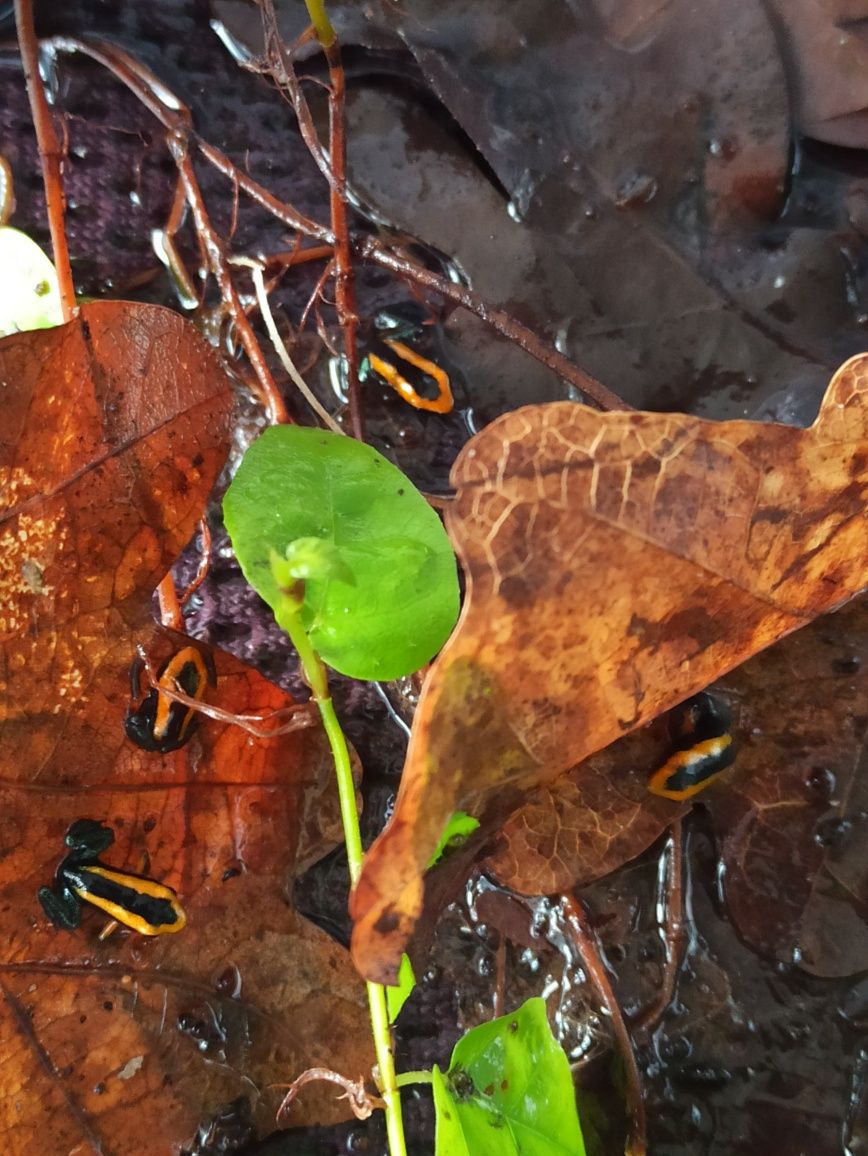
276,599,407,1156
303,0,336,47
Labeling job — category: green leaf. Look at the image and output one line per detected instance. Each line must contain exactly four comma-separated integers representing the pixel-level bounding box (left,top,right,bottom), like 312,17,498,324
386,953,416,1024
429,811,480,868
224,425,460,680
433,998,586,1156
432,1067,472,1156
0,227,63,338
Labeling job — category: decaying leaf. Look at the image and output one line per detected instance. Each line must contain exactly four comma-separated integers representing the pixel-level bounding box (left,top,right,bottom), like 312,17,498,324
0,303,372,1154
351,353,868,983
482,717,685,897
485,592,868,978
770,0,868,148
708,591,868,977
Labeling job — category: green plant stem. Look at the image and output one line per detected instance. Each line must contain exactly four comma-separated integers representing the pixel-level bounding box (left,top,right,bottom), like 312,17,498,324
396,1070,435,1088
303,0,336,46
277,599,407,1156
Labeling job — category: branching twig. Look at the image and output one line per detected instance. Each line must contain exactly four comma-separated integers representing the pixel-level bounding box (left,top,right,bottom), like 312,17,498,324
199,144,627,411
178,518,212,608
14,0,76,318
167,133,289,424
274,1068,383,1122
38,33,628,413
231,255,344,433
135,645,318,740
258,0,364,437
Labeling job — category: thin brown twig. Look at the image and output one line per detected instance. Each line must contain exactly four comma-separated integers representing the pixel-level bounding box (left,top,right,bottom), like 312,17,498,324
266,243,334,268
199,143,627,411
258,1,364,438
322,35,363,439
41,35,289,424
273,1068,383,1122
14,0,76,319
257,13,330,184
630,819,685,1033
300,257,336,335
135,645,318,740
178,518,212,607
167,132,289,425
561,894,647,1156
152,176,201,309
40,33,628,414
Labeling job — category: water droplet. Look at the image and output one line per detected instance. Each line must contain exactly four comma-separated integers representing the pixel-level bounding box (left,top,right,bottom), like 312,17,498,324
805,766,837,801
615,171,657,209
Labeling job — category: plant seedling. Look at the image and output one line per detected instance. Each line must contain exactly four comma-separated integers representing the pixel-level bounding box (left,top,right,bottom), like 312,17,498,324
225,424,460,1156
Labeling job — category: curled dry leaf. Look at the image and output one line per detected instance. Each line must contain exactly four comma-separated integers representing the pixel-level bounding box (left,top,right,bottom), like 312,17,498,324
0,304,372,1155
351,353,868,983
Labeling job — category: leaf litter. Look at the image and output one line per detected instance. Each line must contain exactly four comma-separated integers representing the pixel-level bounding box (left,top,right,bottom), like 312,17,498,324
5,0,868,1151
0,303,372,1153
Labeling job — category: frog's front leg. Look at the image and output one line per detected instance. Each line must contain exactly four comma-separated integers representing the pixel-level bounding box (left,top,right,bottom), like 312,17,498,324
38,884,83,930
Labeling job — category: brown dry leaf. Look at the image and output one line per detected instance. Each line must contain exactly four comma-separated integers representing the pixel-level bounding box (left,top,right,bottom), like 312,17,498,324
0,304,372,1154
351,353,868,983
708,592,868,977
486,593,868,978
482,717,685,896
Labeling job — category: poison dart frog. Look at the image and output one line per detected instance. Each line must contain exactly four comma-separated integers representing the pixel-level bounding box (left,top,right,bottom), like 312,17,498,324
125,645,214,753
648,691,736,801
360,301,455,414
38,819,186,936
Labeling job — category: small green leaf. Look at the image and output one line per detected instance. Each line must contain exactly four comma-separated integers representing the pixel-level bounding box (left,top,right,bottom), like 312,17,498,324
0,227,63,337
276,536,357,586
433,998,586,1156
386,953,416,1024
224,425,460,680
429,811,480,868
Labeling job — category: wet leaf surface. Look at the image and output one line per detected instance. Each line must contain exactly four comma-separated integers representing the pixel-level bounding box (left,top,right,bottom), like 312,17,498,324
770,0,868,148
352,354,868,982
708,592,868,977
305,0,868,419
0,303,372,1153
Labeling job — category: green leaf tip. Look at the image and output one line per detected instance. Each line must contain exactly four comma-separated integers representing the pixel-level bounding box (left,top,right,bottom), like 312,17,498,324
0,227,64,338
433,998,586,1156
